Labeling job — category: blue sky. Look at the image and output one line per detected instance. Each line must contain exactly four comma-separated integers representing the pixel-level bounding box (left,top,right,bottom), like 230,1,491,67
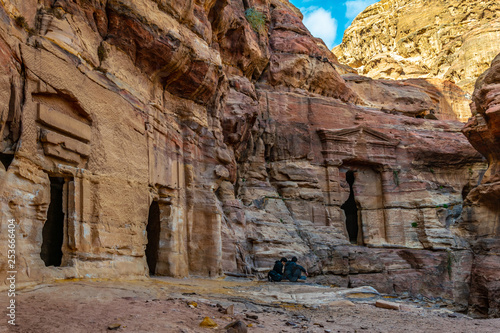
289,0,378,48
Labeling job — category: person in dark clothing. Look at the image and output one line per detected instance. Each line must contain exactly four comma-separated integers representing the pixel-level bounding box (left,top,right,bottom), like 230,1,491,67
268,257,287,282
283,256,308,282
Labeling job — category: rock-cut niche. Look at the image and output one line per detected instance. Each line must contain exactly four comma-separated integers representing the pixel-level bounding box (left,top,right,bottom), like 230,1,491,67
40,177,66,266
341,170,359,244
146,201,161,275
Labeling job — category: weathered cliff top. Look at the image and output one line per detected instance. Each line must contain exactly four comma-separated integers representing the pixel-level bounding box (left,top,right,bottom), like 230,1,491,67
333,0,500,93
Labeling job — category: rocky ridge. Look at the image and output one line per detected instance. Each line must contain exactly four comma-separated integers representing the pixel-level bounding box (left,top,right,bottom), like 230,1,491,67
333,0,500,94
0,0,496,318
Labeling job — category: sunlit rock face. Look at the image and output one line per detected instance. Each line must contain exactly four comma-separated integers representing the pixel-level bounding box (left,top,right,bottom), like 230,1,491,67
460,54,500,318
0,0,494,317
343,74,472,122
333,0,500,94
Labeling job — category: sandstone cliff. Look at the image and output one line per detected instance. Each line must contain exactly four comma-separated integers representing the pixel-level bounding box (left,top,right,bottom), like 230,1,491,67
333,0,500,94
0,0,494,317
459,53,500,317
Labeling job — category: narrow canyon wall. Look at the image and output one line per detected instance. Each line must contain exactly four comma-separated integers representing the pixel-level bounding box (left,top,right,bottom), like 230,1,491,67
333,0,500,94
460,54,500,317
0,0,495,316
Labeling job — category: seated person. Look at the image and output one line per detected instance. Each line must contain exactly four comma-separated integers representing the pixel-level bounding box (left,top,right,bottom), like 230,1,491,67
268,257,287,282
283,256,308,282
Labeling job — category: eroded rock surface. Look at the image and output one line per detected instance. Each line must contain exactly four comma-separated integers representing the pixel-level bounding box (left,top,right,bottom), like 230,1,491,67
344,75,472,121
333,0,500,94
460,53,500,318
0,0,494,318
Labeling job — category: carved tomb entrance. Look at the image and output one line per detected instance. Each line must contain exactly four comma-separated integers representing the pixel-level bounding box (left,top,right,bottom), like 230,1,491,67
41,176,74,266
341,170,359,243
318,126,399,246
146,201,161,275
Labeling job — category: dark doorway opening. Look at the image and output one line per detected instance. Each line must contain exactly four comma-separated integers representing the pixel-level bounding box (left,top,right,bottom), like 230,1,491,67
146,201,161,275
0,153,14,170
462,183,472,201
41,177,65,266
341,170,359,244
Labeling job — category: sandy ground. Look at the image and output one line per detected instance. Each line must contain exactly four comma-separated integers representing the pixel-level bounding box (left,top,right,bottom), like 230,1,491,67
2,277,500,333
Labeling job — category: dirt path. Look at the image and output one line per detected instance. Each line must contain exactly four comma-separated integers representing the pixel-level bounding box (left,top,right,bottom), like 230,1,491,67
2,277,500,333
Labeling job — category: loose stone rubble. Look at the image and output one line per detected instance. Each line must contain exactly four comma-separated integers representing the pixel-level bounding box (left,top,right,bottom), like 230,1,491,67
8,277,500,332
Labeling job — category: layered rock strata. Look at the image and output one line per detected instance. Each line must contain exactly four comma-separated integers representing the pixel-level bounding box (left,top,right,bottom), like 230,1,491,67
460,54,500,317
0,0,492,316
343,75,472,121
333,0,500,94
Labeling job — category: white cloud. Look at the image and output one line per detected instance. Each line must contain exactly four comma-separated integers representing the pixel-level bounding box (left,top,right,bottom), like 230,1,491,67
302,8,338,49
345,0,378,20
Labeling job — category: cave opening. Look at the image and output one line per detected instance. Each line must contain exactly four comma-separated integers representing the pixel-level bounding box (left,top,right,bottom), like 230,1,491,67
40,177,65,267
0,153,14,170
462,183,472,201
341,170,359,244
146,201,161,275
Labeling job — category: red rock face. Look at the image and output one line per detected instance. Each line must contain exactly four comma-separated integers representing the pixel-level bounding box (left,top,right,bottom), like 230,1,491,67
264,5,357,102
344,75,472,122
464,54,500,186
0,0,495,318
460,54,500,317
